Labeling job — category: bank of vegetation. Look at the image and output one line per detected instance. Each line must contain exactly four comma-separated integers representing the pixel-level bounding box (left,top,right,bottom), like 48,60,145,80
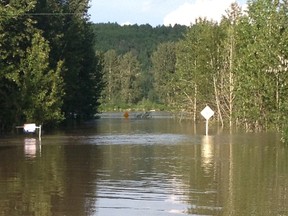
1,0,288,141
92,23,186,111
96,1,288,141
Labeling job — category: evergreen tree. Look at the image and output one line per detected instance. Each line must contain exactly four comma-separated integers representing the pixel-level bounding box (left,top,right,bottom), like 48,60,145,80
33,0,104,120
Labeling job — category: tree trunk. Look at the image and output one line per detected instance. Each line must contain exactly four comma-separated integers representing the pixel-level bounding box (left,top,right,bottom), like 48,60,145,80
194,85,197,122
228,28,235,129
213,76,223,127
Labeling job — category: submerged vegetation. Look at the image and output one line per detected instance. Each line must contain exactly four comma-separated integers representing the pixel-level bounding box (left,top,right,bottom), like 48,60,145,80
96,0,288,141
1,0,288,141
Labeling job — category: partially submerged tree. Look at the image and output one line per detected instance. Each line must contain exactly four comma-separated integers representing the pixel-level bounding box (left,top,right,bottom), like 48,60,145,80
175,18,220,121
20,32,64,124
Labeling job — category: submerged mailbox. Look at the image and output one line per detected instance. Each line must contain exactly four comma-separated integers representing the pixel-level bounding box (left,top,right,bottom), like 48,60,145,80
16,123,42,140
23,124,37,133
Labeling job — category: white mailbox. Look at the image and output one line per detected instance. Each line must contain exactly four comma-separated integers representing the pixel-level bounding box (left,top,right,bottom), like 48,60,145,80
16,123,42,140
24,124,37,133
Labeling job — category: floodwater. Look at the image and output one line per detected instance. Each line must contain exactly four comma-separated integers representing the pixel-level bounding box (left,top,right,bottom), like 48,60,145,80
0,116,288,216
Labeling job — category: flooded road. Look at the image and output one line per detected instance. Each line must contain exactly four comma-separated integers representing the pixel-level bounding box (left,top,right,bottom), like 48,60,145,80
0,117,288,215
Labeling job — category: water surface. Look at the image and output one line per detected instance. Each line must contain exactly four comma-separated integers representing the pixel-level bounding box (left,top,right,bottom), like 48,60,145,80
0,118,287,215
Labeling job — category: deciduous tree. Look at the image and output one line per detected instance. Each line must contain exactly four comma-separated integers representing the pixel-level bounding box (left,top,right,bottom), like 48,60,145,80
151,42,177,106
20,32,64,124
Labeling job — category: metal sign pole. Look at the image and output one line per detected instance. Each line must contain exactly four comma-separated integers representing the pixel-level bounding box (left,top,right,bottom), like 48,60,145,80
39,125,42,141
200,105,214,136
206,119,209,136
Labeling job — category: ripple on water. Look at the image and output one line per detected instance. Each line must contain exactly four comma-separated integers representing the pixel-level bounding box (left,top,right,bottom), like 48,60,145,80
85,133,199,145
95,178,190,215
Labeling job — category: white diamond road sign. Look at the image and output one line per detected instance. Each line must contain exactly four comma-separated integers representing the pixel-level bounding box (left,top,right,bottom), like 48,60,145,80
200,106,214,120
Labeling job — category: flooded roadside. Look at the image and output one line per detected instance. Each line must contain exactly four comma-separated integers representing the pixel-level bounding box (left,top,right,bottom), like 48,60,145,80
0,117,287,215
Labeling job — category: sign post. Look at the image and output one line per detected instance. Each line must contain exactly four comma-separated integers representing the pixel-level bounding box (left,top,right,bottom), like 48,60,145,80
200,106,214,136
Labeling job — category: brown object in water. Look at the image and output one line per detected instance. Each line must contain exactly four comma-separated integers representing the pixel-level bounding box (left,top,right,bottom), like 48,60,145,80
123,111,129,118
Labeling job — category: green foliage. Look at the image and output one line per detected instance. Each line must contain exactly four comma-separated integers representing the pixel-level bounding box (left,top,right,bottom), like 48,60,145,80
167,0,288,139
0,0,104,131
175,18,221,119
100,49,119,105
95,23,187,111
0,0,38,130
33,0,104,121
100,50,142,108
118,52,142,104
92,23,186,71
3,0,288,142
235,0,288,132
136,99,167,111
19,32,64,124
151,42,177,105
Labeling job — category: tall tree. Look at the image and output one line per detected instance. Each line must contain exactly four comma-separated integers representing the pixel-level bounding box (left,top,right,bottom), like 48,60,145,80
19,32,64,124
0,0,36,131
175,19,220,121
100,50,142,109
0,0,66,130
235,0,288,131
101,49,120,106
151,42,177,106
33,0,104,120
218,3,243,128
118,52,142,104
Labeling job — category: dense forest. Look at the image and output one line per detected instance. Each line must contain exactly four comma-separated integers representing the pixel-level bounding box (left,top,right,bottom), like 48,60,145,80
1,0,288,141
92,23,187,109
0,0,104,132
92,23,186,70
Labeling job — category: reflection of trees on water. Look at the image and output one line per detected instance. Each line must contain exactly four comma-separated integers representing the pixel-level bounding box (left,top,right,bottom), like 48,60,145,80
98,133,288,215
57,145,102,216
0,129,287,215
0,143,102,216
98,142,221,215
0,144,66,216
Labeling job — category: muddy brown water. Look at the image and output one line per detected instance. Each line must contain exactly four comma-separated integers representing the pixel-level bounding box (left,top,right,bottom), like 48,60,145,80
0,117,287,215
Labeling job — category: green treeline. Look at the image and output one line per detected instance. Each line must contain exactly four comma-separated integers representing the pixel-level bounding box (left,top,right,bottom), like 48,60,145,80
1,0,288,139
0,0,103,132
97,0,288,140
92,23,186,71
174,1,288,136
92,23,186,109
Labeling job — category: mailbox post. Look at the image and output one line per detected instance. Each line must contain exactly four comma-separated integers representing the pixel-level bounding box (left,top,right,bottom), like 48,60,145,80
17,123,42,140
